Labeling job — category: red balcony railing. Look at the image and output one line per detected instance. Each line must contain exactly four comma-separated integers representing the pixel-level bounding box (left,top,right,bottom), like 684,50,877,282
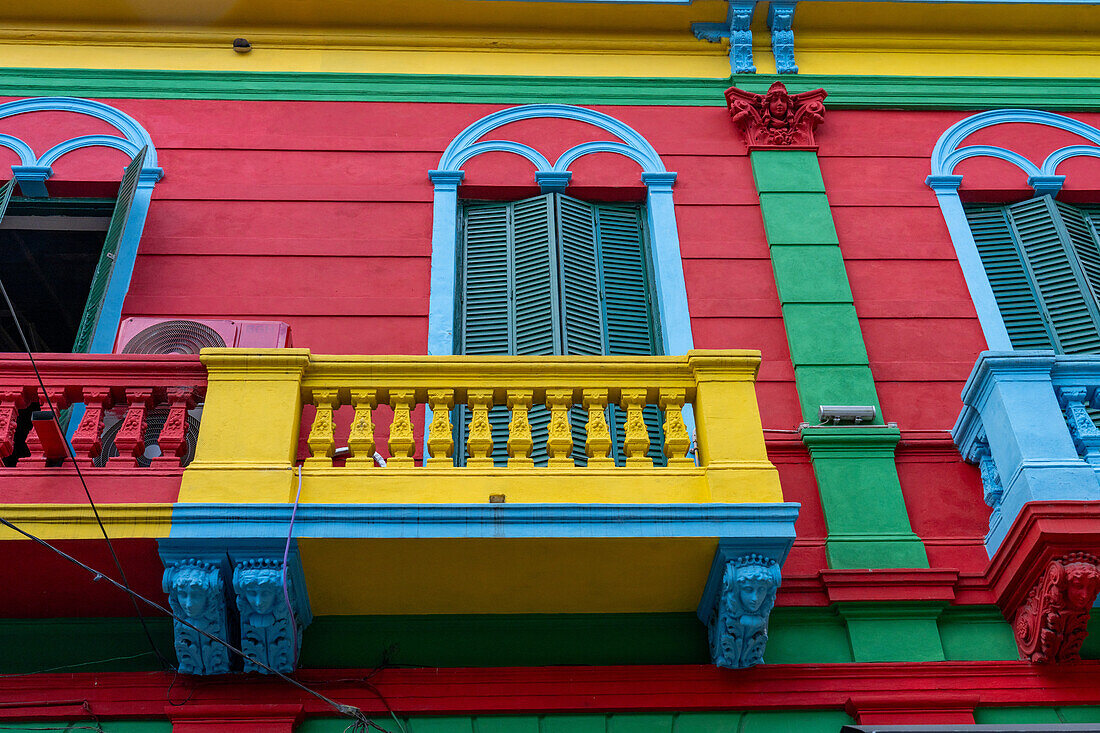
0,354,206,475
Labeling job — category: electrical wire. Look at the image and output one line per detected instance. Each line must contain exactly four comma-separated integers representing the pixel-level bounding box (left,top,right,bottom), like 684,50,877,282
0,515,372,728
0,651,155,678
282,464,304,666
0,273,170,670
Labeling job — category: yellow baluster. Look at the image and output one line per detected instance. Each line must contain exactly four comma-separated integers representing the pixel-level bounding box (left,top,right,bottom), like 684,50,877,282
387,389,417,467
659,388,695,467
507,390,535,468
545,388,575,469
305,389,339,467
466,389,495,468
620,388,653,467
582,389,613,467
426,389,455,467
346,389,377,467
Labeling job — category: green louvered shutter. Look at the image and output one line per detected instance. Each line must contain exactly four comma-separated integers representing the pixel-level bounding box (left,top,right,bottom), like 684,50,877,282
1006,196,1100,354
72,146,147,353
457,193,663,467
965,204,1054,350
511,196,558,464
1058,201,1100,308
592,203,666,466
0,179,13,223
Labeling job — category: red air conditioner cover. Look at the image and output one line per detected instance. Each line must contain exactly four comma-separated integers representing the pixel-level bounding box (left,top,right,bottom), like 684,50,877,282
113,318,292,354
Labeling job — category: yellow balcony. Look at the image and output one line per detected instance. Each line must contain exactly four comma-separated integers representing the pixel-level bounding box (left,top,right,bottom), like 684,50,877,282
169,349,797,619
180,348,783,505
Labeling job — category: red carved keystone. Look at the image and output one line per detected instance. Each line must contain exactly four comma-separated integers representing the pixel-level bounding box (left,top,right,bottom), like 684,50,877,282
725,81,827,149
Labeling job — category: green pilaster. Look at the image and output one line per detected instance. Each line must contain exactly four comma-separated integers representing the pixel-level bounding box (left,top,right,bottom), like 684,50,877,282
750,148,928,570
837,602,947,662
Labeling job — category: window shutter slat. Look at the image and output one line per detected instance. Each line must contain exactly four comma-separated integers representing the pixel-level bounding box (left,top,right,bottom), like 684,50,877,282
1006,197,1100,354
72,146,147,353
556,194,605,356
459,202,512,355
512,196,558,356
966,204,1054,350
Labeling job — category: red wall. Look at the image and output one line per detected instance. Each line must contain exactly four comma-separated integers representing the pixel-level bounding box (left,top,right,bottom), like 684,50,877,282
6,100,1100,579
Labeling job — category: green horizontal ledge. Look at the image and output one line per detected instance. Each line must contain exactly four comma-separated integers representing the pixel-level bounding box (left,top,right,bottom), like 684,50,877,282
1,68,1100,108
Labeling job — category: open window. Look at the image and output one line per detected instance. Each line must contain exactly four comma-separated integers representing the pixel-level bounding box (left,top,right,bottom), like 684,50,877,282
0,147,147,354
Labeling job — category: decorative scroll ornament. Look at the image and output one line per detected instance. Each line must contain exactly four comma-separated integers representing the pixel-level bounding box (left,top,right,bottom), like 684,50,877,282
1014,552,1100,663
708,554,781,669
163,560,231,675
725,82,826,149
233,559,303,674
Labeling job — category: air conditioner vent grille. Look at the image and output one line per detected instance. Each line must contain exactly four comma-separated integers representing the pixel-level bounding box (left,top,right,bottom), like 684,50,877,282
120,320,227,354
93,407,201,468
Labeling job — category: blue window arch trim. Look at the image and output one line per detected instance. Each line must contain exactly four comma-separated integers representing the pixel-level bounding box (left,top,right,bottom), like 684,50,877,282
926,109,1100,350
428,103,693,361
0,96,164,355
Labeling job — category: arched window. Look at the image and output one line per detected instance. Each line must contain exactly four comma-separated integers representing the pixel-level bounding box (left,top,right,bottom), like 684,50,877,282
0,97,162,354
927,109,1100,352
427,104,693,464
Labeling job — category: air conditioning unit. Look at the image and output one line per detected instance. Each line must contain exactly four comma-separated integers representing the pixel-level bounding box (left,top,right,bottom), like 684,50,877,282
114,318,292,354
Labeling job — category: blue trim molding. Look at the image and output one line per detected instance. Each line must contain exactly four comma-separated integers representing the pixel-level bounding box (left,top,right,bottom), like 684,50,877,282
927,110,1100,351
0,97,163,355
169,502,801,540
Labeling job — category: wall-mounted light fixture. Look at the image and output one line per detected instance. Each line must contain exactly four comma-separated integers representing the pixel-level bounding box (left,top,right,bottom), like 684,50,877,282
818,405,876,425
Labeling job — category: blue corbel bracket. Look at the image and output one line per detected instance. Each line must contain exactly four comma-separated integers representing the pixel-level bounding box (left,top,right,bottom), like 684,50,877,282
230,544,312,675
1028,174,1066,197
535,170,572,192
767,1,798,74
159,539,313,675
158,549,234,676
700,550,782,669
10,165,52,198
692,1,757,74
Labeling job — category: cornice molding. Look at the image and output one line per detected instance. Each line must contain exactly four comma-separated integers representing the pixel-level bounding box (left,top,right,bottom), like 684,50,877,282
2,69,1100,109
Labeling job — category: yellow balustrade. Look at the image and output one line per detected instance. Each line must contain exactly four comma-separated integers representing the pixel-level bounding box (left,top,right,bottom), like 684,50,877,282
178,349,783,505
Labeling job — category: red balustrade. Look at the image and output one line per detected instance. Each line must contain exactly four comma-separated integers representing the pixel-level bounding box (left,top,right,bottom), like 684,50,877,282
0,354,207,471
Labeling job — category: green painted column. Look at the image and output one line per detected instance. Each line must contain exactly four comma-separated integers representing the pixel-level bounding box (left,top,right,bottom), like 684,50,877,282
836,602,946,662
751,148,928,569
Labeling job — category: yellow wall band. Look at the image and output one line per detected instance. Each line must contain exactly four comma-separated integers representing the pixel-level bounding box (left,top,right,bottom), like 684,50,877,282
0,504,173,540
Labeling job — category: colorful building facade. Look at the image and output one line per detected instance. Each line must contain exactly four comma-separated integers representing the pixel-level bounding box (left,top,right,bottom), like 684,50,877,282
1,0,1100,730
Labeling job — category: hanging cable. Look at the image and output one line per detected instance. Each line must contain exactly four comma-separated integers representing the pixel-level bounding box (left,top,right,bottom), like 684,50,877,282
282,463,304,667
0,272,170,670
0,514,373,727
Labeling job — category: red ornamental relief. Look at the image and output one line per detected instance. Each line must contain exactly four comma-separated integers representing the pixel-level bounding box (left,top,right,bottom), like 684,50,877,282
1014,552,1100,663
725,81,827,149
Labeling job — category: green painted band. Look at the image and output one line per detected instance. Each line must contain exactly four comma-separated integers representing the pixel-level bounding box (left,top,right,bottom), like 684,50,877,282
0,68,1099,108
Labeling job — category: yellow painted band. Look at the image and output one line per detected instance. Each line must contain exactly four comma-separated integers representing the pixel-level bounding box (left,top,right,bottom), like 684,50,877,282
0,503,173,540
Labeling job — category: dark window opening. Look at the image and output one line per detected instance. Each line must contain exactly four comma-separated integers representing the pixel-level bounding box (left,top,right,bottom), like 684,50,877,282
0,197,115,353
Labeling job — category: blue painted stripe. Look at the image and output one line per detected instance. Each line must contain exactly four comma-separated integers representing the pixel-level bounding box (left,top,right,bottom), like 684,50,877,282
169,502,800,540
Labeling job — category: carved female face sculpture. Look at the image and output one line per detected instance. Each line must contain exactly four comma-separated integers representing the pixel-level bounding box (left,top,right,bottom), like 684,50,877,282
237,568,280,615
1065,563,1100,610
735,567,775,614
171,567,213,618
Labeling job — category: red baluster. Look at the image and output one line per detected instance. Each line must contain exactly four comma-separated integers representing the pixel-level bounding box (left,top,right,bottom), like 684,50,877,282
22,388,69,468
110,389,153,467
70,388,114,468
0,388,27,464
151,387,197,467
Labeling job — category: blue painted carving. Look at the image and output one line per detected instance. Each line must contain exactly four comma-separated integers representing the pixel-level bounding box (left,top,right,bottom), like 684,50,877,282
954,352,1100,553
977,445,1004,511
1059,386,1100,470
233,558,306,674
706,554,781,669
691,1,757,75
927,111,1100,352
534,170,572,192
767,1,798,74
0,97,163,354
162,559,232,675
